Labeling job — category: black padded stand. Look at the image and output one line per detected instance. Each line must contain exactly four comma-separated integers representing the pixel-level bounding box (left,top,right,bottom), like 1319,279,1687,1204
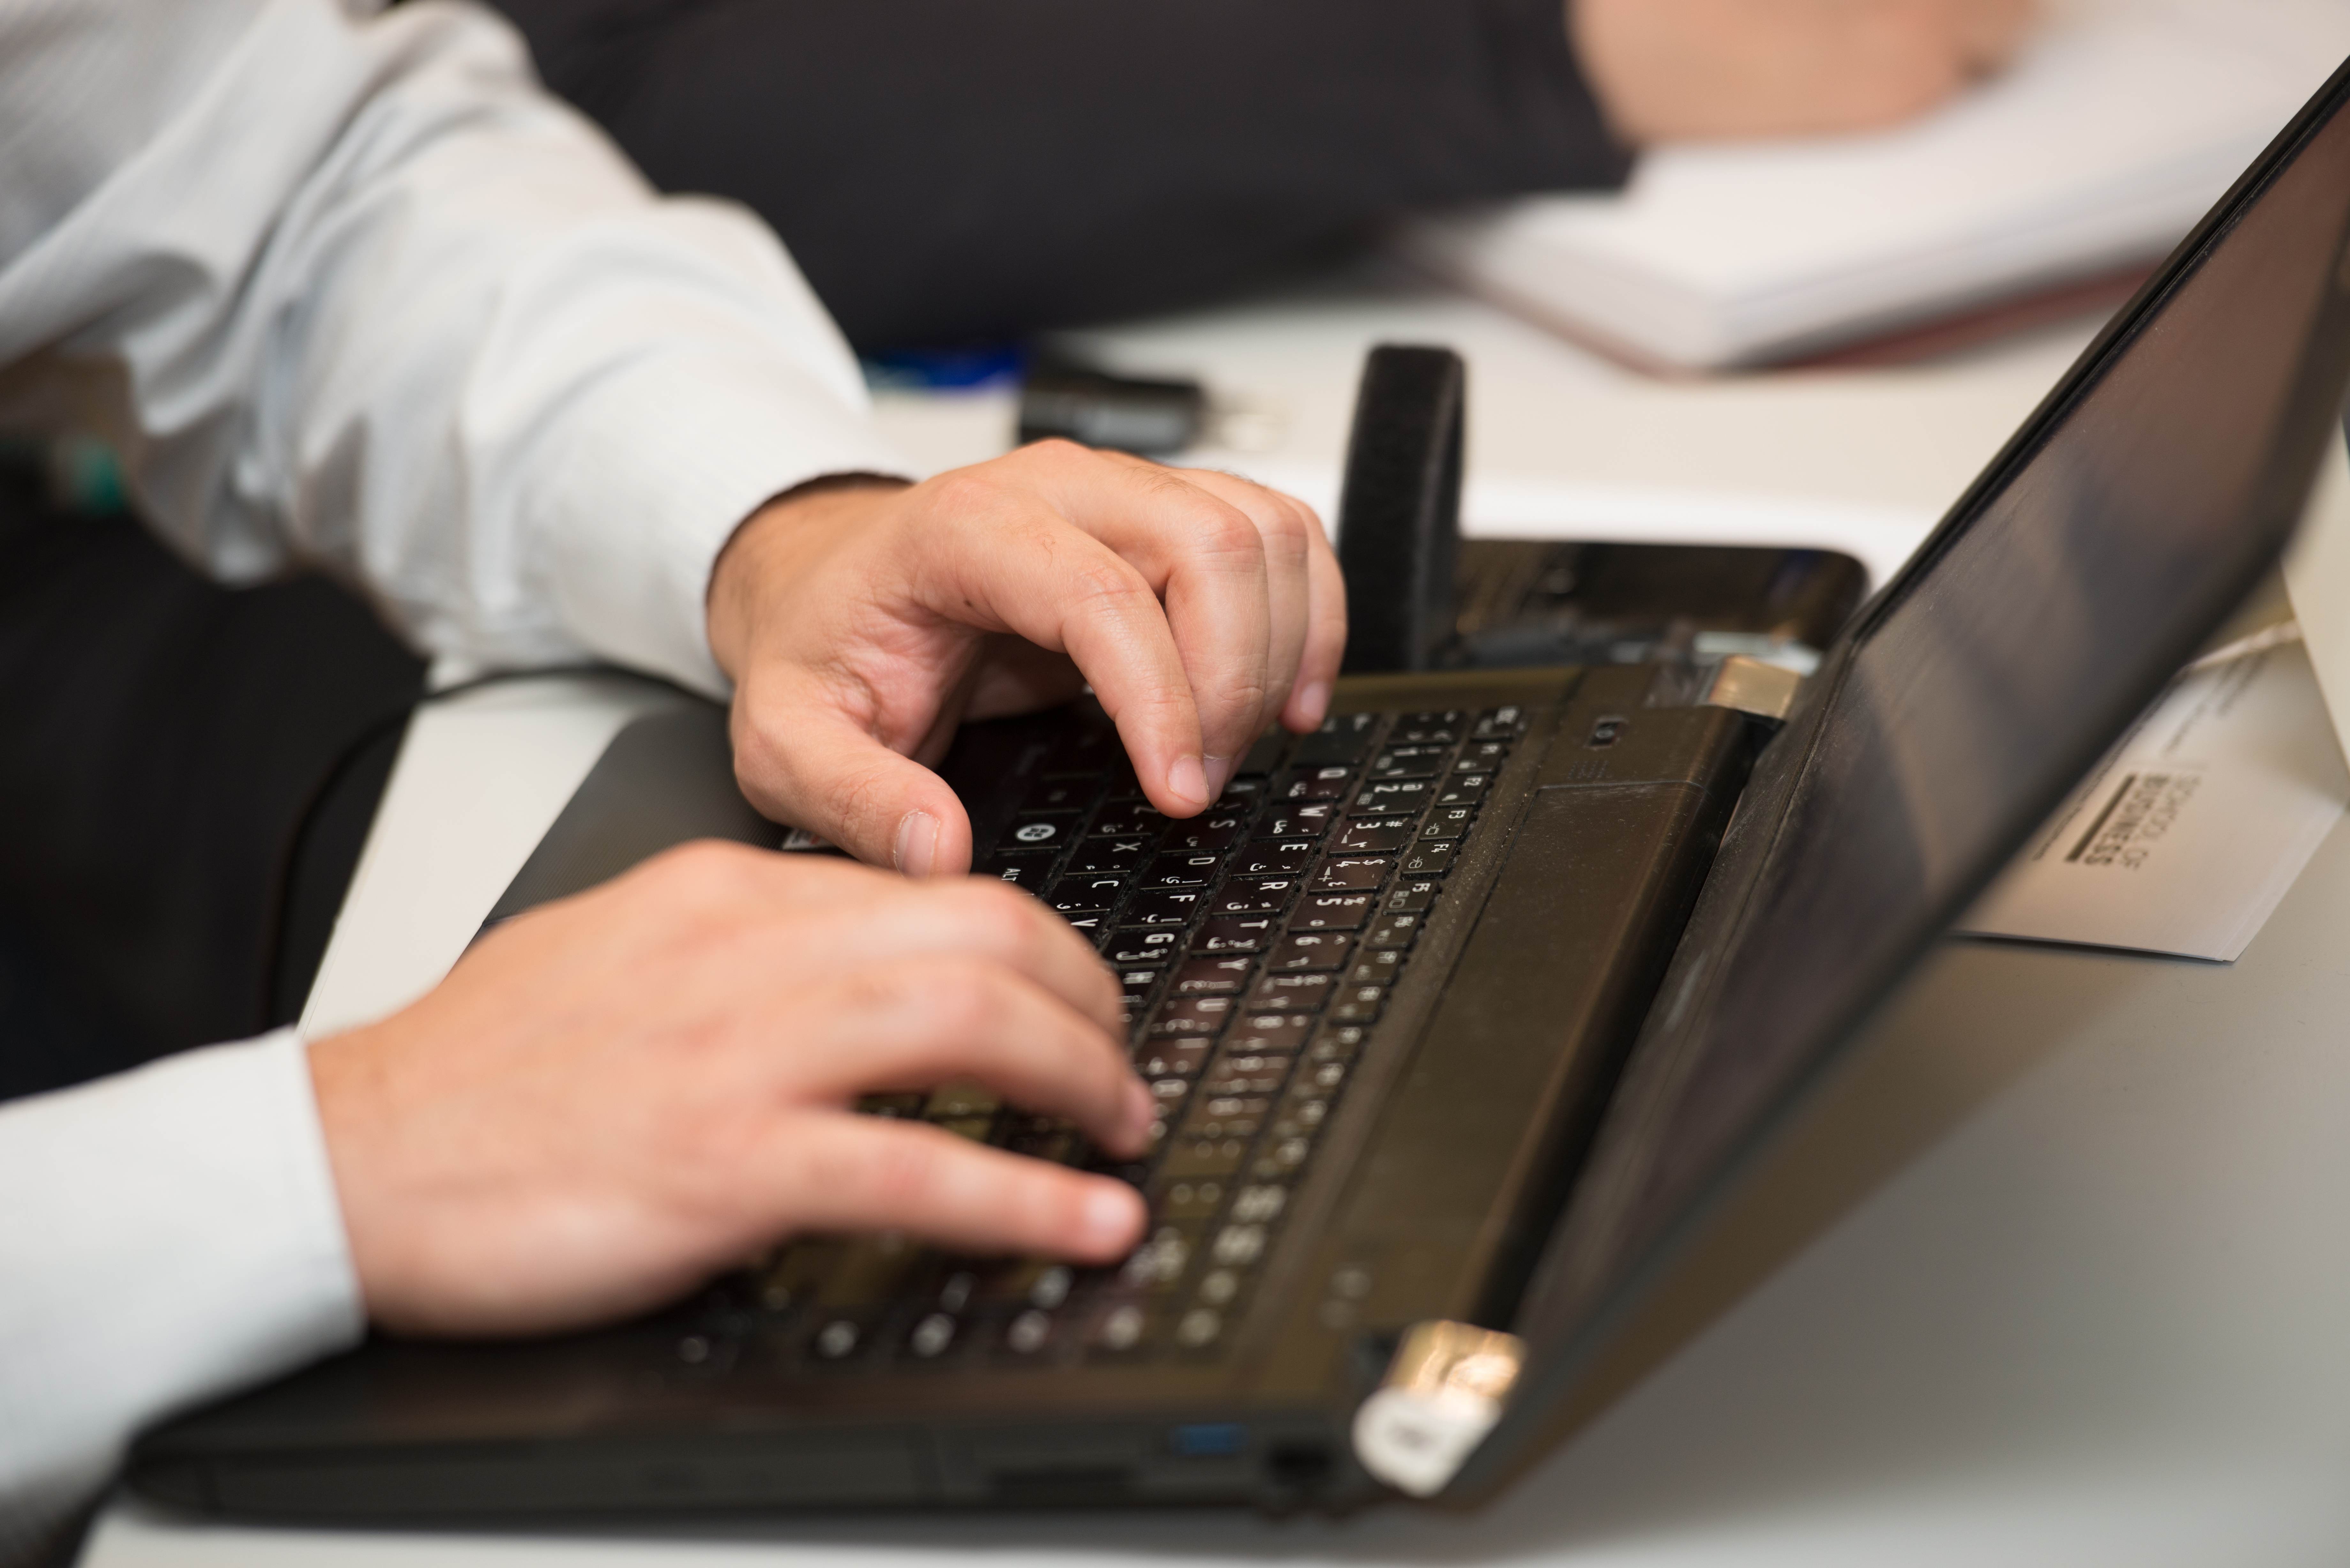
1336,345,1467,674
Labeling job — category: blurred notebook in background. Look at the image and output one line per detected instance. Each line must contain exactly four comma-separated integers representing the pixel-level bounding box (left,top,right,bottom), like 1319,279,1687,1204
1402,0,2350,371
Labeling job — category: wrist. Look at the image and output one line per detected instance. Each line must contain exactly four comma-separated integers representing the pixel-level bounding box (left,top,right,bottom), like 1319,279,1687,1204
707,475,910,684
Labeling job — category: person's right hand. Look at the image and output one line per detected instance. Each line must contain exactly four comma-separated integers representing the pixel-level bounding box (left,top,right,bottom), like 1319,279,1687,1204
1572,0,2038,144
306,842,1156,1337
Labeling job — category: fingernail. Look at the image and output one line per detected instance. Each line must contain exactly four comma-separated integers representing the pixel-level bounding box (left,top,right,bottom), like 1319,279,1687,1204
1083,1182,1145,1253
1295,680,1331,728
1204,756,1233,800
892,810,939,877
1166,754,1209,809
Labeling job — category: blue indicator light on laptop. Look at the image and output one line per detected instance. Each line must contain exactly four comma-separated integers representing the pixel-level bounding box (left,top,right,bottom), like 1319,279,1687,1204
1168,1423,1248,1458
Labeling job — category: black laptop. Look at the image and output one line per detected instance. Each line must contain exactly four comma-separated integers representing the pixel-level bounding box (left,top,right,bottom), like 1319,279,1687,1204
133,58,2350,1522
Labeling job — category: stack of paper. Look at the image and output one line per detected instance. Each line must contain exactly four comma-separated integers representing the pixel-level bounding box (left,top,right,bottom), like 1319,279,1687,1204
1403,0,2350,370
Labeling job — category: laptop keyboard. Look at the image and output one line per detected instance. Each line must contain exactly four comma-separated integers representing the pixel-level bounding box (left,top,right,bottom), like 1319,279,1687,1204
751,705,1529,1370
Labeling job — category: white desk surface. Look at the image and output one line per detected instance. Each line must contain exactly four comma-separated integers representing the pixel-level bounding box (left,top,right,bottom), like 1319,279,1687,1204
83,282,2350,1565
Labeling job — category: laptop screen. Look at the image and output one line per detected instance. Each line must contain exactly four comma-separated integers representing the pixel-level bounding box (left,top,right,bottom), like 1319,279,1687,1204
1518,64,2350,1380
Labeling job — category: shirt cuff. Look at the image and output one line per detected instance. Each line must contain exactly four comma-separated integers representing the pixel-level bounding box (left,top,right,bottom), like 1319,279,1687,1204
0,1030,362,1519
493,200,920,699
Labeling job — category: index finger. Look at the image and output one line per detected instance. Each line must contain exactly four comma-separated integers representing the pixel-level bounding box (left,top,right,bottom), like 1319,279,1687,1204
915,445,1272,816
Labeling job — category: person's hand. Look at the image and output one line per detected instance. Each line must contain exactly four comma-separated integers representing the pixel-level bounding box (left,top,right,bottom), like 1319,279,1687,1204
1572,0,2038,144
308,843,1156,1336
704,441,1345,876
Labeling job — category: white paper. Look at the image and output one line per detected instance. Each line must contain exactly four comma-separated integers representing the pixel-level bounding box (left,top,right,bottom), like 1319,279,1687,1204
1405,0,2350,367
1960,637,2349,960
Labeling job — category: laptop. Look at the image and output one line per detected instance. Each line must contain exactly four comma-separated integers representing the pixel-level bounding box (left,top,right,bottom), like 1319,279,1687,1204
133,57,2350,1521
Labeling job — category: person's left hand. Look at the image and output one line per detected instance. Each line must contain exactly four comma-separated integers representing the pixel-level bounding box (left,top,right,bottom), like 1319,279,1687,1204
704,441,1345,875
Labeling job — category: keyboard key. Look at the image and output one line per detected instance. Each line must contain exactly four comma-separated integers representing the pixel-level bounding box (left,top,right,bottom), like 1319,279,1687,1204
1277,765,1355,801
1191,915,1277,952
1386,878,1442,913
1299,1056,1351,1095
1203,1054,1293,1096
1267,931,1352,971
1351,778,1434,816
1038,722,1125,776
1091,806,1172,838
1065,839,1149,875
1228,841,1314,877
924,1081,1000,1119
1000,1308,1060,1358
1158,1178,1233,1221
1335,819,1414,853
1291,890,1376,931
1256,801,1336,839
1227,1011,1316,1054
1005,1120,1082,1165
1000,816,1076,851
1330,984,1386,1024
1138,1042,1212,1078
1389,711,1464,745
1021,778,1098,815
817,1237,932,1306
978,850,1058,891
1308,1023,1368,1063
1473,705,1528,739
1194,1269,1241,1307
1142,852,1222,889
1368,745,1448,780
1105,928,1184,964
1292,711,1382,765
1117,1225,1197,1293
1046,874,1127,914
1214,775,1269,810
809,1315,873,1362
1237,727,1291,778
1088,1301,1158,1355
1180,1094,1272,1142
1171,955,1255,994
1151,995,1237,1037
1348,948,1404,986
1247,971,1336,1011
1117,967,1164,1002
1419,806,1476,841
1175,1308,1224,1350
1456,740,1510,772
1212,878,1294,916
1271,1096,1331,1142
1209,1223,1269,1268
1364,912,1423,949
1164,813,1249,853
904,1311,959,1360
1433,773,1492,807
1312,856,1392,892
1254,1136,1314,1180
1128,888,1210,925
1397,841,1459,878
1160,1134,1251,1180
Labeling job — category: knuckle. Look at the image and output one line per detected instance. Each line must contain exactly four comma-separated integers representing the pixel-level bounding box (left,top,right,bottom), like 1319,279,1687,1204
920,955,1015,1037
1188,502,1267,566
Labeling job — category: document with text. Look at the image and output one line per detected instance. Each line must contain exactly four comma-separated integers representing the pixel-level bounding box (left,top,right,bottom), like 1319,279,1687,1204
1961,635,2349,961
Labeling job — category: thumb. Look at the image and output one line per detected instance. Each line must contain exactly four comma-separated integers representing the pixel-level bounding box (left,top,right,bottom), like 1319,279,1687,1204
731,695,975,878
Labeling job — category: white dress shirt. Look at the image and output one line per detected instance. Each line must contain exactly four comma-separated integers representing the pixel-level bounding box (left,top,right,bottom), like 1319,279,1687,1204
0,0,911,1545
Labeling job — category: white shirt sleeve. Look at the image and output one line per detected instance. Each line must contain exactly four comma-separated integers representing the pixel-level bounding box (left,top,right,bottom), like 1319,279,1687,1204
0,0,915,697
0,0,921,1543
0,1033,360,1547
